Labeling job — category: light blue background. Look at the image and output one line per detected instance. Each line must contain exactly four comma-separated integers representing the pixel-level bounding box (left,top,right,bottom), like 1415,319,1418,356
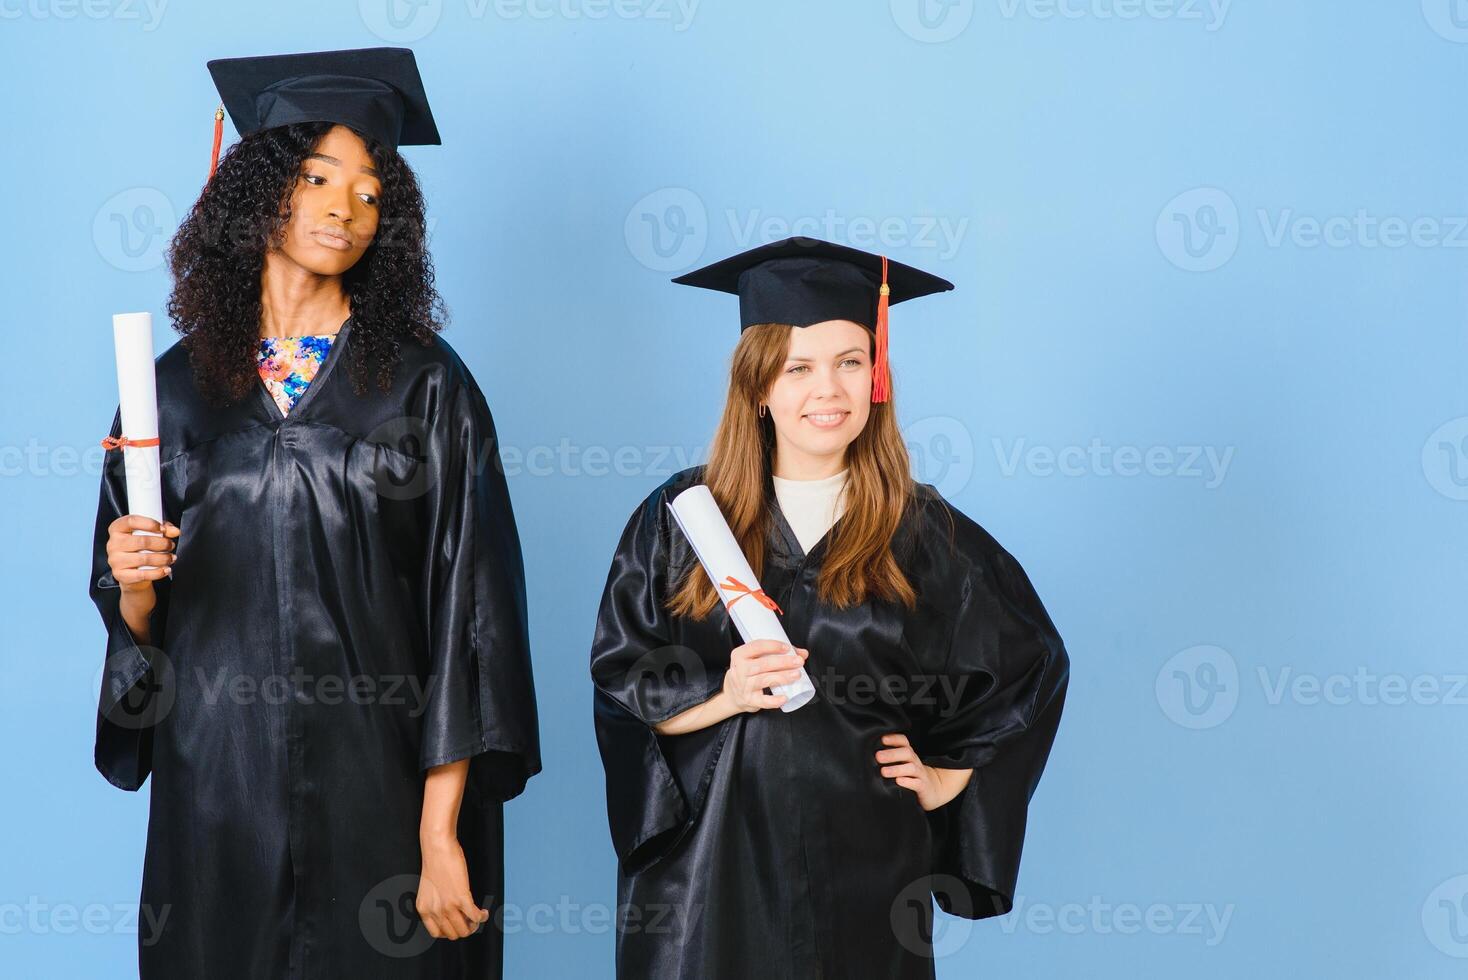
2,1,1465,976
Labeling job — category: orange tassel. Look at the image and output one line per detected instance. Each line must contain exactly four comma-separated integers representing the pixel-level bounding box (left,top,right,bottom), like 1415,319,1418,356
871,256,891,403
207,104,224,181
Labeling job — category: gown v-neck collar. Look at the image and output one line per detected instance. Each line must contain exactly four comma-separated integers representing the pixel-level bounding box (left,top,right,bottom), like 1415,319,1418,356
256,316,352,421
769,484,841,564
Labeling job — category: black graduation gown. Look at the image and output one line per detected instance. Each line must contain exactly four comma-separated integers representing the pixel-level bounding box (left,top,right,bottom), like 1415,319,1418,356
590,466,1068,979
89,318,541,979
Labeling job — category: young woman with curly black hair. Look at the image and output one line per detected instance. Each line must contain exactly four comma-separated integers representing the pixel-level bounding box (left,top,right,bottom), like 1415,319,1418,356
88,48,540,980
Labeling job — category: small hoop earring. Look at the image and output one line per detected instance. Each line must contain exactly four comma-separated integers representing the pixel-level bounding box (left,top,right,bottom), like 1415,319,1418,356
757,404,767,418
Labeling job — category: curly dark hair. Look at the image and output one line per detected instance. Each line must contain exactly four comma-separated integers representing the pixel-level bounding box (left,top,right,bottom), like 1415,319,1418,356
166,121,444,406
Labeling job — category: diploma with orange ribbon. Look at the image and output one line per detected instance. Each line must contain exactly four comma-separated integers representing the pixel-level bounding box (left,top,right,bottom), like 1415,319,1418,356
667,484,817,712
107,312,165,567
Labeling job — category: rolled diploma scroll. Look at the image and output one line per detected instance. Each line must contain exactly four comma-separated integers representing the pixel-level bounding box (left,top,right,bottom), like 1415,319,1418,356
112,313,164,570
667,484,816,713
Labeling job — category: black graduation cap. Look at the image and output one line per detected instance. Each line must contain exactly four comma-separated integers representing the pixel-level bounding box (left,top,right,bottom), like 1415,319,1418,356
205,47,439,174
672,237,954,402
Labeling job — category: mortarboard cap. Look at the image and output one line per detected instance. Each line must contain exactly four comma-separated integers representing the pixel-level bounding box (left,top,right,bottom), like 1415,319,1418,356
204,47,439,178
672,237,954,402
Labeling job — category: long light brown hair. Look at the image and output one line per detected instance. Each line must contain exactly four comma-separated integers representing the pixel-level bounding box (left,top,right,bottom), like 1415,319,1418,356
667,322,918,617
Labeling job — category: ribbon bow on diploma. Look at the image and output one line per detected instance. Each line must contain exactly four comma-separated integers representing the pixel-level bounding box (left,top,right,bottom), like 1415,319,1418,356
719,576,783,615
100,435,161,451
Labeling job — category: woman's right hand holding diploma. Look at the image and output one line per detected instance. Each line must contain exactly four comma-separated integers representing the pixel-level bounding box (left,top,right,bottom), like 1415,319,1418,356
652,642,809,736
724,640,808,713
106,515,180,645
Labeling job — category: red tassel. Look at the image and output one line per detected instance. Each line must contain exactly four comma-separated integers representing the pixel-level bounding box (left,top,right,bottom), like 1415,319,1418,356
871,256,891,403
207,104,224,181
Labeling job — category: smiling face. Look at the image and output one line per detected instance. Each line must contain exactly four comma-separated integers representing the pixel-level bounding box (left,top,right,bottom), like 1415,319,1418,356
273,125,382,276
764,319,874,475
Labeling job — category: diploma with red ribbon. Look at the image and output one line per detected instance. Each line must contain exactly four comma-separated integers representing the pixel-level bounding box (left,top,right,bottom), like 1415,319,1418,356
107,312,166,568
667,484,816,712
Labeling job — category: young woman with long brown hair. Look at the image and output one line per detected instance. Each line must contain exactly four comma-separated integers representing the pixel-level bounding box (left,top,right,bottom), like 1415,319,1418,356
589,238,1071,979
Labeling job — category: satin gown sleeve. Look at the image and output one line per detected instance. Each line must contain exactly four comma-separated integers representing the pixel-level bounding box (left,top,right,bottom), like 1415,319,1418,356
914,502,1070,920
589,485,727,872
417,375,541,801
89,407,172,792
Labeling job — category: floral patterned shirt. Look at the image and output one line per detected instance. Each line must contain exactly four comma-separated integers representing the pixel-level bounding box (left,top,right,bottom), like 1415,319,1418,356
258,334,336,416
